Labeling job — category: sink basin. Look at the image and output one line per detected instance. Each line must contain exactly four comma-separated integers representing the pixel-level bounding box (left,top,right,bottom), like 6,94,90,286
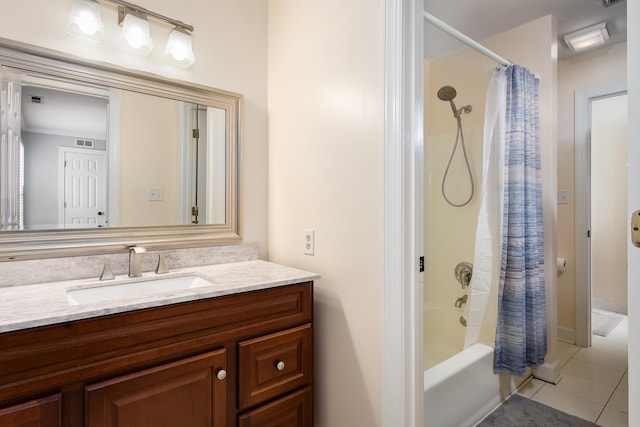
66,275,213,306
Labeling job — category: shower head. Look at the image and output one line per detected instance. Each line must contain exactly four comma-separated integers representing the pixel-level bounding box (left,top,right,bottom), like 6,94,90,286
437,85,457,101
437,85,472,118
438,85,460,117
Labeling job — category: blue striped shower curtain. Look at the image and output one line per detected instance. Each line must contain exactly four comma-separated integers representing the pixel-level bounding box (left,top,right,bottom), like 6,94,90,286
493,65,547,376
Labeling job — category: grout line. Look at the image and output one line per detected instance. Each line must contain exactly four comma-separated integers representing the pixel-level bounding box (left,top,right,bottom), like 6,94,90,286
589,309,629,424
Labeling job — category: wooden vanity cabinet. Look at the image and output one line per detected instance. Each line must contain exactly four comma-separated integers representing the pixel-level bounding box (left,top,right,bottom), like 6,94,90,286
0,282,313,427
0,394,61,426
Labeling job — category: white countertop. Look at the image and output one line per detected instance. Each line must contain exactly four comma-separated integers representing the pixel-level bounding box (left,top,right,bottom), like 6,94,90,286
0,260,320,334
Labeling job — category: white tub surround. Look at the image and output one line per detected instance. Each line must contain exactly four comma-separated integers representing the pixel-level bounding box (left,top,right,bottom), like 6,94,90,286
424,343,528,427
0,259,320,333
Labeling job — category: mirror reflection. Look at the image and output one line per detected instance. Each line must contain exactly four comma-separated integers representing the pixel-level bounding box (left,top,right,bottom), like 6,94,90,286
2,68,226,231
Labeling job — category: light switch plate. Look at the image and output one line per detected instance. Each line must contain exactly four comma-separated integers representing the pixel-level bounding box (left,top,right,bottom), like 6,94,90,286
149,188,164,201
558,190,570,204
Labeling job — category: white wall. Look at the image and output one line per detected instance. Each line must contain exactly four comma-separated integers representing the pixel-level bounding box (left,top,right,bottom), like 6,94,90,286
556,42,627,333
0,0,268,256
591,95,628,310
119,91,179,226
267,1,384,426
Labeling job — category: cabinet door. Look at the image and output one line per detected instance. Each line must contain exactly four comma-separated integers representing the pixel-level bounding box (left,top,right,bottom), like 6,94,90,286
238,387,311,427
85,349,226,427
0,393,61,427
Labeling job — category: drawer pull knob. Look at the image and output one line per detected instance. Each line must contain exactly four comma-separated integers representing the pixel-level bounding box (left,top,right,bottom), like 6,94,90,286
216,369,227,380
276,361,286,371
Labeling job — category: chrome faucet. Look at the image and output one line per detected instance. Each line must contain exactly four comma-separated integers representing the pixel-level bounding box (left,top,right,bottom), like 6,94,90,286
128,246,147,277
454,294,468,308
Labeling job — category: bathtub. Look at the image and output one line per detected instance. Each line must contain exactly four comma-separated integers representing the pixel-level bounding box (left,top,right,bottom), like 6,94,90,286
424,306,526,426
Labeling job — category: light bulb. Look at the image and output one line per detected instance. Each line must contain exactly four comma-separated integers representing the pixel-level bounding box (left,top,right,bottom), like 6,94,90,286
78,12,100,35
126,28,146,49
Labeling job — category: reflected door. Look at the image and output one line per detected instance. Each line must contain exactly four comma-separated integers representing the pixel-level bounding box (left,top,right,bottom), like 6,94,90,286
61,148,106,228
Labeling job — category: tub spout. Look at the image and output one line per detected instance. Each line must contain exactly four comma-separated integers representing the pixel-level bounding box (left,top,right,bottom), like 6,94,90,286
454,294,468,308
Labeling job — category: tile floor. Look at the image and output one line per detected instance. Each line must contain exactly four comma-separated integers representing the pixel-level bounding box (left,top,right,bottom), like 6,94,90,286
518,311,628,426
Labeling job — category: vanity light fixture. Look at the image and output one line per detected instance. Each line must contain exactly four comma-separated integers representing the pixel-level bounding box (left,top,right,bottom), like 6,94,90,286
66,0,104,43
563,22,610,52
65,0,195,66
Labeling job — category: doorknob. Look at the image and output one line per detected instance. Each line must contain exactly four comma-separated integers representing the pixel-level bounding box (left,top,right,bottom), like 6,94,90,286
632,210,640,248
98,211,104,216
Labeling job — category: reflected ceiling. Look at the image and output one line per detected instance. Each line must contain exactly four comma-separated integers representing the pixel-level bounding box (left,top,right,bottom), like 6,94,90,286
21,86,108,140
424,0,627,61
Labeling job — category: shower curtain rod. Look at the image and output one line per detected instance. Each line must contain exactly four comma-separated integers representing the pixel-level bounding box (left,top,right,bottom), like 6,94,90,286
423,12,512,67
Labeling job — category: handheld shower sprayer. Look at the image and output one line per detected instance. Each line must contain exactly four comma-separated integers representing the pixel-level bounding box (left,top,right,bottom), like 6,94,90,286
437,85,472,118
436,85,475,207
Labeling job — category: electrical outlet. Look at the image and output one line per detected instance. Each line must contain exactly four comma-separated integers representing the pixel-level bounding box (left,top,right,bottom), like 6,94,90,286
304,229,314,255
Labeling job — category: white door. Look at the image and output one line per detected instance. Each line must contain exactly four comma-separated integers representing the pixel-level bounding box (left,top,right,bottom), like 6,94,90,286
61,148,106,228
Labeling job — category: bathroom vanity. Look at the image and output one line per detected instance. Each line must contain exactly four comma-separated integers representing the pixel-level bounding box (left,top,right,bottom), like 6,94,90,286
0,260,317,427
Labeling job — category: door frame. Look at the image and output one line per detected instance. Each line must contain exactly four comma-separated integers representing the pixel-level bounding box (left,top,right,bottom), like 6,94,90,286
574,80,627,347
382,0,424,425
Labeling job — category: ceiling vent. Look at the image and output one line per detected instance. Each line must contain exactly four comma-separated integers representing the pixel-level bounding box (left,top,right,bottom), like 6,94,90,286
29,95,44,104
75,139,95,148
601,0,624,7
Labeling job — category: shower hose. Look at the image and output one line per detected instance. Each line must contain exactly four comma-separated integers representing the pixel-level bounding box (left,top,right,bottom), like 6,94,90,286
441,114,474,207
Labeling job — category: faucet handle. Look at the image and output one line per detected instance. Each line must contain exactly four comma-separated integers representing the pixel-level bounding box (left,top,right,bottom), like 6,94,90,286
100,263,115,280
156,253,169,274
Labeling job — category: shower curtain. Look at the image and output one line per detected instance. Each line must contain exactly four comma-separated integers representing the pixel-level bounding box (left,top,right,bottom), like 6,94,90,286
464,65,546,376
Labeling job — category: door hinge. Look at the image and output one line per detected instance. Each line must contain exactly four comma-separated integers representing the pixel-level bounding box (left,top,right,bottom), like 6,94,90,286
64,160,67,167
192,128,200,138
587,230,591,238
419,256,425,273
64,201,67,208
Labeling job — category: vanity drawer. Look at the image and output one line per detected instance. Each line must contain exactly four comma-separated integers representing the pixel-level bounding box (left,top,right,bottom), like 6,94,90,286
238,324,312,410
238,387,311,427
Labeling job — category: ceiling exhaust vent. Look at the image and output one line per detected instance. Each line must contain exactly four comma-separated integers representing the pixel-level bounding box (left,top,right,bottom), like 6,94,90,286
601,0,624,7
29,95,44,104
74,139,95,148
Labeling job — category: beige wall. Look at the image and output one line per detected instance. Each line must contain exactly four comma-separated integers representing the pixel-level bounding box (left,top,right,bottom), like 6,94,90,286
119,92,179,226
267,1,384,426
557,42,627,334
0,0,269,256
425,16,558,352
591,95,628,309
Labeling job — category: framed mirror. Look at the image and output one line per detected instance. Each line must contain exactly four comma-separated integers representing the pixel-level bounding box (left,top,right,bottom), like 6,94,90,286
0,38,242,260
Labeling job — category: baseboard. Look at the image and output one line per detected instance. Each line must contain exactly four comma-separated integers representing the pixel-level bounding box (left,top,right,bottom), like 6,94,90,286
557,327,575,344
592,299,628,315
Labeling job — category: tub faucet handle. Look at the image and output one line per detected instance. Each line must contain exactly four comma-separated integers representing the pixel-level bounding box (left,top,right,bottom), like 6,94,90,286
454,262,473,289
